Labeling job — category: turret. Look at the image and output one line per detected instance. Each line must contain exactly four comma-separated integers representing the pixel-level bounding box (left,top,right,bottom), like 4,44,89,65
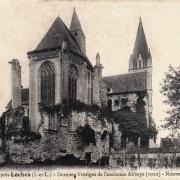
129,17,153,122
70,8,86,55
93,53,103,107
96,52,100,66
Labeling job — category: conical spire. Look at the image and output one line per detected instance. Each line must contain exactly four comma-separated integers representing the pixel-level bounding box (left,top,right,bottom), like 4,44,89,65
132,17,149,60
69,8,86,55
70,8,82,32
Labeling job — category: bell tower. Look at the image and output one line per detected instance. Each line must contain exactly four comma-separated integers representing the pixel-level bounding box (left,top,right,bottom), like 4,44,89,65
70,8,86,55
129,17,153,117
93,53,103,107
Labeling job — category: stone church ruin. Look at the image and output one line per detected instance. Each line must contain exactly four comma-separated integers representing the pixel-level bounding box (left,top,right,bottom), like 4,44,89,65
0,9,157,165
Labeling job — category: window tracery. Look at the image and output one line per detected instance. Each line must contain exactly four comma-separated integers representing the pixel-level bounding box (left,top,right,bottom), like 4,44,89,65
68,64,78,103
40,61,55,107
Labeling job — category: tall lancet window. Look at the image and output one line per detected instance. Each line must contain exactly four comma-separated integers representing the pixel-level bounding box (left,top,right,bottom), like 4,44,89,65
68,64,78,103
139,59,143,68
40,61,55,107
137,54,143,69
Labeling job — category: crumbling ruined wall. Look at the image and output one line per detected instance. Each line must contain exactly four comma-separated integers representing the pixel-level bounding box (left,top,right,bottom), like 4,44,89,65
11,59,21,109
3,109,111,164
7,131,68,164
67,110,110,163
108,91,150,128
112,123,122,151
101,82,108,108
109,93,138,112
67,129,110,163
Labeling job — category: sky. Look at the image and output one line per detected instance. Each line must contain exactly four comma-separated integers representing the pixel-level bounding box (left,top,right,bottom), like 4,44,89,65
0,0,180,143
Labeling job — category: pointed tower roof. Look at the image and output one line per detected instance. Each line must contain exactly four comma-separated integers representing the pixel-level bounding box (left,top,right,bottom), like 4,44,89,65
70,8,83,32
132,18,149,60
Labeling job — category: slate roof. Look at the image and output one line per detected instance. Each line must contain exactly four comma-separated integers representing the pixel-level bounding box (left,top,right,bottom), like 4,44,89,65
70,8,83,32
28,17,81,54
103,72,147,94
132,18,150,61
27,17,92,68
6,88,29,107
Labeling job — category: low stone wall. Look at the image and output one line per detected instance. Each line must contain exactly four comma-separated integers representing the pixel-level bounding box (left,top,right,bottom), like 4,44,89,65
109,151,180,168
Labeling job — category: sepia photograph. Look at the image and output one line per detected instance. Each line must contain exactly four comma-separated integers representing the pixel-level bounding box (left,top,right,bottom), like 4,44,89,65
0,0,180,179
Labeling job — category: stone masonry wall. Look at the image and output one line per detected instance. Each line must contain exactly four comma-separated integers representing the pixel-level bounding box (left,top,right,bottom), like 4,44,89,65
11,59,21,109
5,109,110,164
29,57,61,132
109,93,138,112
67,110,110,163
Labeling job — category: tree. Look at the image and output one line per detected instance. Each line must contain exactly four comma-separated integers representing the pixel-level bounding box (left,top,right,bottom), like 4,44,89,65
161,65,180,135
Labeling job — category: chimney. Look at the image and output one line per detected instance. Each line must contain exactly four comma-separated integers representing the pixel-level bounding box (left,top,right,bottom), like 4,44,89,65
10,59,22,109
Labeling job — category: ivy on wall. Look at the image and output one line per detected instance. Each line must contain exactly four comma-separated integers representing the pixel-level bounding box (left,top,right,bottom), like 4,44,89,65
76,124,96,148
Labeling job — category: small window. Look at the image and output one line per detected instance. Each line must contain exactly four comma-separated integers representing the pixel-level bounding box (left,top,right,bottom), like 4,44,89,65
121,98,128,107
138,59,143,69
121,136,126,149
114,99,119,107
27,108,29,116
75,32,77,36
108,99,112,110
139,60,141,68
136,61,138,69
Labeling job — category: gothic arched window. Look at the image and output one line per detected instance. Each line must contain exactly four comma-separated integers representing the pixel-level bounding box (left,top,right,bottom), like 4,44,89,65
40,61,55,107
68,64,78,103
138,59,143,69
137,54,143,69
135,61,138,69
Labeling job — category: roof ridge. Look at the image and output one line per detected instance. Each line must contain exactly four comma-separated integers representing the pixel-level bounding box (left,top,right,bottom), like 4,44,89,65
103,71,147,94
103,71,146,79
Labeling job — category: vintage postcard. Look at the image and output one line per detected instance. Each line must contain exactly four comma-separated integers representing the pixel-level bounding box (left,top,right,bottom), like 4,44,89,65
0,0,180,179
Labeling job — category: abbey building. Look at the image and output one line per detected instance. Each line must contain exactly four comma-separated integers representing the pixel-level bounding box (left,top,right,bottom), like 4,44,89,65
0,9,157,165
